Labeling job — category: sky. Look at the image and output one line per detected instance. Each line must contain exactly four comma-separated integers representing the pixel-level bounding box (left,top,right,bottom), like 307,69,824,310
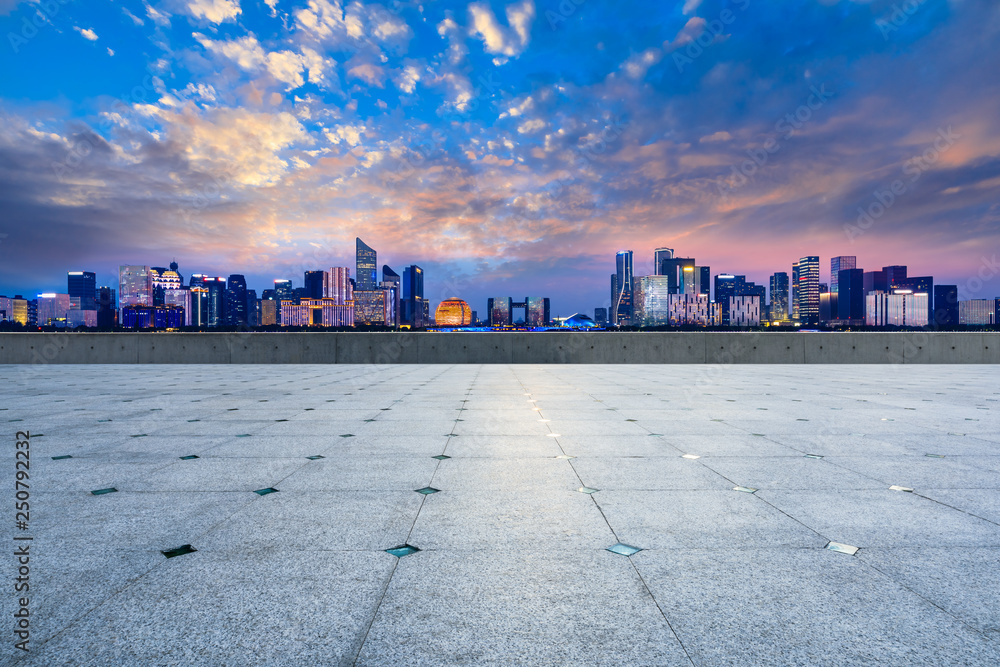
0,0,998,316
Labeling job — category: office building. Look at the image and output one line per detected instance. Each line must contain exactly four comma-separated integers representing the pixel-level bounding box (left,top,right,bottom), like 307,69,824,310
246,290,259,327
633,276,672,326
932,285,959,327
729,295,761,327
488,297,513,327
769,272,790,322
260,298,278,326
280,299,354,327
0,296,28,325
594,307,608,327
959,299,995,325
199,277,226,328
653,248,674,275
383,266,401,328
119,266,153,322
866,291,929,327
356,237,378,291
121,305,185,329
304,271,325,299
354,290,389,326
863,270,888,296
819,292,838,323
324,268,352,304
714,275,766,326
150,266,183,305
67,271,97,311
792,256,820,324
164,289,192,326
612,250,634,325
525,297,551,327
272,279,294,323
401,265,425,328
658,256,697,294
224,275,248,326
883,265,908,287
837,268,866,322
36,293,71,327
666,294,719,326
830,257,856,295
95,288,116,329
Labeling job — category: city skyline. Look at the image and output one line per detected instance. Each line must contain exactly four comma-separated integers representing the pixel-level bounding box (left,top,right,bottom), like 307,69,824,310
1,1,999,315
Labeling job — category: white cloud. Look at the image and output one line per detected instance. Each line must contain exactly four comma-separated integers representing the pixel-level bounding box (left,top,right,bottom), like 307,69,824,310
295,0,410,47
347,62,385,87
622,48,662,79
144,1,172,27
324,124,365,147
468,0,535,57
266,50,307,89
500,96,533,119
300,47,337,88
700,131,731,143
74,26,99,41
437,16,467,65
395,65,421,94
107,47,115,56
682,0,702,15
185,0,241,23
194,33,266,69
517,118,545,134
264,0,278,16
122,7,145,26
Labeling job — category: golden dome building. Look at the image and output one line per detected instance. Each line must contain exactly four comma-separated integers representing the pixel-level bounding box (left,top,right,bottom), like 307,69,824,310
435,298,473,327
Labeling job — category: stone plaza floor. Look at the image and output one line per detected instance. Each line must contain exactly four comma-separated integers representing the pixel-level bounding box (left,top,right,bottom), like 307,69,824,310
1,364,999,666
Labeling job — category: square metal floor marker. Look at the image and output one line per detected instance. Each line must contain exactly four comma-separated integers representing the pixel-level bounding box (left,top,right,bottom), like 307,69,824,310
432,455,451,460
162,544,197,559
236,434,251,438
340,434,354,438
51,455,72,460
386,544,420,558
577,486,599,494
626,419,637,422
275,419,289,422
179,455,199,460
889,485,914,492
682,454,701,460
804,454,824,460
131,434,148,438
733,486,758,494
415,487,440,495
254,487,279,496
826,542,859,556
306,455,325,460
364,419,376,422
91,487,118,496
606,543,642,557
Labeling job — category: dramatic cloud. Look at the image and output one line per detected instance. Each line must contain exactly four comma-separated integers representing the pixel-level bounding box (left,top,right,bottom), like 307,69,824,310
468,0,535,57
185,0,241,24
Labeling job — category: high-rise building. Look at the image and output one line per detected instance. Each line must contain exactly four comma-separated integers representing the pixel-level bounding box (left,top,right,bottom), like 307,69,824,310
354,290,389,326
67,271,97,311
713,275,765,326
150,266,182,305
867,291,929,327
383,265,401,328
201,277,226,327
633,276,672,326
401,265,425,328
246,289,259,327
892,275,934,313
304,271,326,299
594,307,608,327
653,248,675,275
164,288,192,326
525,297,551,327
959,299,995,325
883,265,907,287
224,274,248,326
769,272,790,322
119,266,153,322
819,292,838,323
36,293,71,326
273,279,294,323
260,298,277,326
488,297,513,327
837,268,865,322
323,268,352,305
666,294,719,326
613,251,633,325
932,285,959,327
280,299,354,327
658,256,696,293
830,256,857,295
792,256,820,324
729,295,761,327
356,237,378,290
96,287,116,329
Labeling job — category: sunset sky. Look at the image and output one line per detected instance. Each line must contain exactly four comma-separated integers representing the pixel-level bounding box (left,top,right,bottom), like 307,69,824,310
1,0,998,315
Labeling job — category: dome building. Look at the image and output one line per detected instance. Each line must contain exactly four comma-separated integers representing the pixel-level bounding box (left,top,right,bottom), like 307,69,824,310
435,298,473,326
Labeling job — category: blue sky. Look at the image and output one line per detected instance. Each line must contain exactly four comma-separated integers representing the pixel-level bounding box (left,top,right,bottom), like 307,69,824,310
1,0,998,315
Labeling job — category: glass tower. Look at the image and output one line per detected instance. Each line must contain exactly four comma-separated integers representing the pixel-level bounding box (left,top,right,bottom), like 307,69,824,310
769,272,790,322
67,271,97,311
356,238,378,290
830,256,857,295
614,250,633,325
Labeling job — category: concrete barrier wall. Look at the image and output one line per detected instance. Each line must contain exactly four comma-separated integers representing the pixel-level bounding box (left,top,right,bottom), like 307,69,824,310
1,332,999,364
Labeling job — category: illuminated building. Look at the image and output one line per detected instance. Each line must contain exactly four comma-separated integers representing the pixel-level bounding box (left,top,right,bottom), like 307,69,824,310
121,305,185,329
279,299,355,327
0,296,28,325
354,290,388,325
525,297,551,326
866,291,929,327
164,288,193,326
769,272,790,322
653,248,675,275
819,292,838,323
488,297,513,327
199,277,226,327
959,299,995,325
67,271,97,311
187,286,208,327
665,294,719,326
792,256,820,324
560,313,598,328
435,298,473,326
610,250,634,325
594,307,608,327
36,293,71,326
730,295,761,327
324,268,353,304
304,271,325,299
225,274,248,326
830,256,856,296
402,265,425,327
356,237,378,290
150,266,183,305
65,310,97,328
260,299,277,326
96,288,116,328
382,266,401,328
633,276,672,326
119,266,153,322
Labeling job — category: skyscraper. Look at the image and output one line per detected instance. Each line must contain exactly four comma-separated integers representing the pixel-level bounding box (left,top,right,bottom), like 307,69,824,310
714,275,766,326
304,271,325,299
383,265,401,328
202,277,226,327
225,274,248,326
96,287,116,329
324,268,353,304
933,285,959,327
658,256,696,293
769,272,790,322
837,268,865,322
793,256,820,324
613,250,633,325
488,298,513,327
830,256,857,295
402,265,424,327
274,279,294,323
67,271,97,311
356,237,378,290
119,265,153,322
653,248,675,275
